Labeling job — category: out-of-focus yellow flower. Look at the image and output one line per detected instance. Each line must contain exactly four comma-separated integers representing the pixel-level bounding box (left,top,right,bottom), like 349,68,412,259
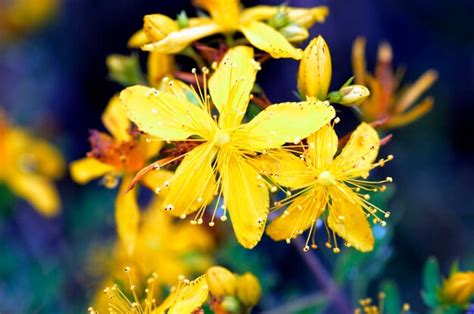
120,46,335,249
89,268,210,314
89,266,261,314
355,293,411,314
139,0,329,59
298,36,332,100
236,273,262,307
263,123,393,252
70,96,169,256
352,37,438,130
0,0,59,39
0,110,64,216
440,271,474,307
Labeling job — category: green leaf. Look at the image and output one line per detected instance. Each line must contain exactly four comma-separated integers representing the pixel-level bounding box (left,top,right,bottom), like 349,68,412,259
380,280,402,314
449,260,459,276
341,76,355,88
422,257,441,307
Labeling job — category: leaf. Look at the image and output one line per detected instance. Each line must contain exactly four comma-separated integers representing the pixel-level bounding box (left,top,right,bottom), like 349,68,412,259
422,257,441,307
380,280,402,314
106,53,145,86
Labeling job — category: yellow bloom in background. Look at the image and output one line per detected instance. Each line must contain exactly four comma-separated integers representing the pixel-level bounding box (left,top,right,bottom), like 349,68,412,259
0,0,59,39
70,96,169,256
89,266,262,314
440,271,474,307
140,0,329,59
120,46,335,248
264,123,393,252
352,37,438,130
0,110,64,217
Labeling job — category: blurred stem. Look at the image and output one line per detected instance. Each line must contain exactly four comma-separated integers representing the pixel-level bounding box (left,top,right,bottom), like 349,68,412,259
293,237,353,314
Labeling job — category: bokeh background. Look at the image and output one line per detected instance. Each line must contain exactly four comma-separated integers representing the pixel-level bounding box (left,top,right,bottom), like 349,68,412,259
0,0,473,313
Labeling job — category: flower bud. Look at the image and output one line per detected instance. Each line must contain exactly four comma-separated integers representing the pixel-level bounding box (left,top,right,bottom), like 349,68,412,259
143,14,178,42
236,273,262,307
441,271,474,306
297,36,332,100
288,6,329,29
338,85,370,106
206,266,236,298
280,24,309,43
106,54,143,86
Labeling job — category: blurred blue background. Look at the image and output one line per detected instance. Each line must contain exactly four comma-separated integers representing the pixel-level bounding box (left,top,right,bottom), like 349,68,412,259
0,0,473,312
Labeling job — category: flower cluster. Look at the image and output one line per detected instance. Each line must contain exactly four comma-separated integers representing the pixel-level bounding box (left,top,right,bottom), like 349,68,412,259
57,0,441,312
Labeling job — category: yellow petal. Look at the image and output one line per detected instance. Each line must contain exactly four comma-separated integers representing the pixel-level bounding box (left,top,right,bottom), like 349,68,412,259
256,150,313,190
142,22,222,54
69,157,115,184
240,5,328,27
383,97,434,130
102,95,131,141
194,0,240,29
287,6,329,29
328,187,374,252
352,37,367,85
209,46,258,128
148,51,174,88
239,21,303,60
115,177,140,256
120,85,216,141
140,169,174,192
331,123,379,178
162,143,217,217
30,138,65,179
138,136,164,160
234,100,335,151
267,189,325,241
298,35,332,99
307,124,338,169
219,150,269,249
394,69,438,113
163,275,209,314
127,29,150,48
7,172,60,217
143,14,179,42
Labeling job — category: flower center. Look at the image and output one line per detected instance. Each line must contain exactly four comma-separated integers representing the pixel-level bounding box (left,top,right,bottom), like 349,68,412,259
214,129,231,146
316,170,336,186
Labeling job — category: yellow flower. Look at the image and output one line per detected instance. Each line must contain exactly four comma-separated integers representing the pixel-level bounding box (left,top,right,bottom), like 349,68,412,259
263,123,393,252
206,266,237,298
120,46,335,248
89,266,262,314
440,271,474,307
91,195,215,286
140,0,329,59
0,110,64,216
352,37,438,130
355,293,411,314
89,268,210,314
70,95,167,255
0,0,59,38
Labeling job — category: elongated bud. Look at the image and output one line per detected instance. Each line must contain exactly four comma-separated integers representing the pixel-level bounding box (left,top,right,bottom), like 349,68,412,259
298,36,332,100
441,271,474,306
206,266,236,298
280,24,309,43
143,14,178,42
338,85,370,106
236,273,262,307
106,54,143,86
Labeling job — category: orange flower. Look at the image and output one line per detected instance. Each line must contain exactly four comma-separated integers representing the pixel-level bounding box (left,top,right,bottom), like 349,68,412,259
352,37,438,129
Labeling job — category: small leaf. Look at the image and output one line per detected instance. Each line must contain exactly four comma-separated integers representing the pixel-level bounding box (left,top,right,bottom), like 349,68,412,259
422,257,441,307
106,53,145,86
380,280,402,314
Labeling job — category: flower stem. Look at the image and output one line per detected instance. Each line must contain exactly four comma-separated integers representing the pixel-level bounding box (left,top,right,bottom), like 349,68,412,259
293,237,353,314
